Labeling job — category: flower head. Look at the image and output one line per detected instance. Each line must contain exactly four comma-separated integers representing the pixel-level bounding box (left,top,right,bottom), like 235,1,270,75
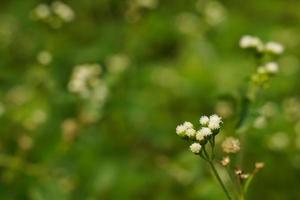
265,41,284,55
221,156,230,167
200,127,212,137
176,124,186,137
196,131,205,142
186,128,196,138
190,143,202,154
208,114,222,130
239,35,263,51
222,137,240,154
264,62,279,74
199,115,209,126
183,121,193,129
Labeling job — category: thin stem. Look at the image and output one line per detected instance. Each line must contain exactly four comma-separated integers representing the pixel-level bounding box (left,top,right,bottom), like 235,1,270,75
208,160,233,200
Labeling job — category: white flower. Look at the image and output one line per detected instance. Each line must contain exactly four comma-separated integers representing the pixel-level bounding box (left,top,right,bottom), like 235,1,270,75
199,115,209,126
196,131,205,141
265,42,284,55
176,124,186,136
208,114,222,130
222,137,240,153
199,127,212,137
190,143,202,154
183,121,193,129
52,1,75,22
239,35,263,51
186,128,196,138
33,4,51,19
68,64,102,98
265,62,279,74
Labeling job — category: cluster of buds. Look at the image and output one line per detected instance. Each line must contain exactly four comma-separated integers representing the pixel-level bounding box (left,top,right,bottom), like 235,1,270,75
68,64,108,123
235,168,249,181
239,35,284,55
239,35,284,87
31,1,75,28
176,114,222,155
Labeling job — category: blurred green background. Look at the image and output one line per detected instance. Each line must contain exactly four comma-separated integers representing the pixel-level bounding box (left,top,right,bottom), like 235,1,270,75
0,0,300,199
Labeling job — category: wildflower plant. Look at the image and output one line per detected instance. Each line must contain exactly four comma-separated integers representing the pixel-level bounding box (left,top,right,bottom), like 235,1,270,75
176,115,234,200
175,35,284,200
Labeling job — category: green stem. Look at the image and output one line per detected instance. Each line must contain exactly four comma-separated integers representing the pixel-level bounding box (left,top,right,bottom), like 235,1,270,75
208,160,233,200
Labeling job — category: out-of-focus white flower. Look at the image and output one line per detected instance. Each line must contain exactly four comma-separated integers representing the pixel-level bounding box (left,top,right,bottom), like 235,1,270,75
199,115,209,126
190,143,202,154
265,41,284,55
186,128,196,138
268,132,289,151
264,62,279,74
136,0,158,9
239,35,263,51
52,1,75,22
222,137,240,153
37,50,52,65
204,1,226,26
33,4,51,19
68,64,102,98
208,114,222,130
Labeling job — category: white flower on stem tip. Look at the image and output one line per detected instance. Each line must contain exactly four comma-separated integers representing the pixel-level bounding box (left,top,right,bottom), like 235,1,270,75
199,127,212,137
34,4,51,19
190,143,202,154
196,131,205,142
52,1,75,22
208,114,222,130
222,137,240,154
265,62,279,74
199,115,209,126
176,124,186,137
265,41,284,55
239,35,263,51
186,128,196,138
183,121,193,129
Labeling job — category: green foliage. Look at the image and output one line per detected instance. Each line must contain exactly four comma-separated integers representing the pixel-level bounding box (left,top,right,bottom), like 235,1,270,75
0,0,300,199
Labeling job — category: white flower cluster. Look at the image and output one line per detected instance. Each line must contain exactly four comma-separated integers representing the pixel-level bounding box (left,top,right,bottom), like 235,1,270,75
176,114,222,154
68,64,108,100
239,35,284,55
239,35,284,86
68,64,109,123
31,1,75,26
221,137,240,154
52,1,75,22
257,62,279,75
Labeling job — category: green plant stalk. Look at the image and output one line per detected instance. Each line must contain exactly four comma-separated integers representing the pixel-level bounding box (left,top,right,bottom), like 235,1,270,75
208,160,233,200
202,148,233,200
